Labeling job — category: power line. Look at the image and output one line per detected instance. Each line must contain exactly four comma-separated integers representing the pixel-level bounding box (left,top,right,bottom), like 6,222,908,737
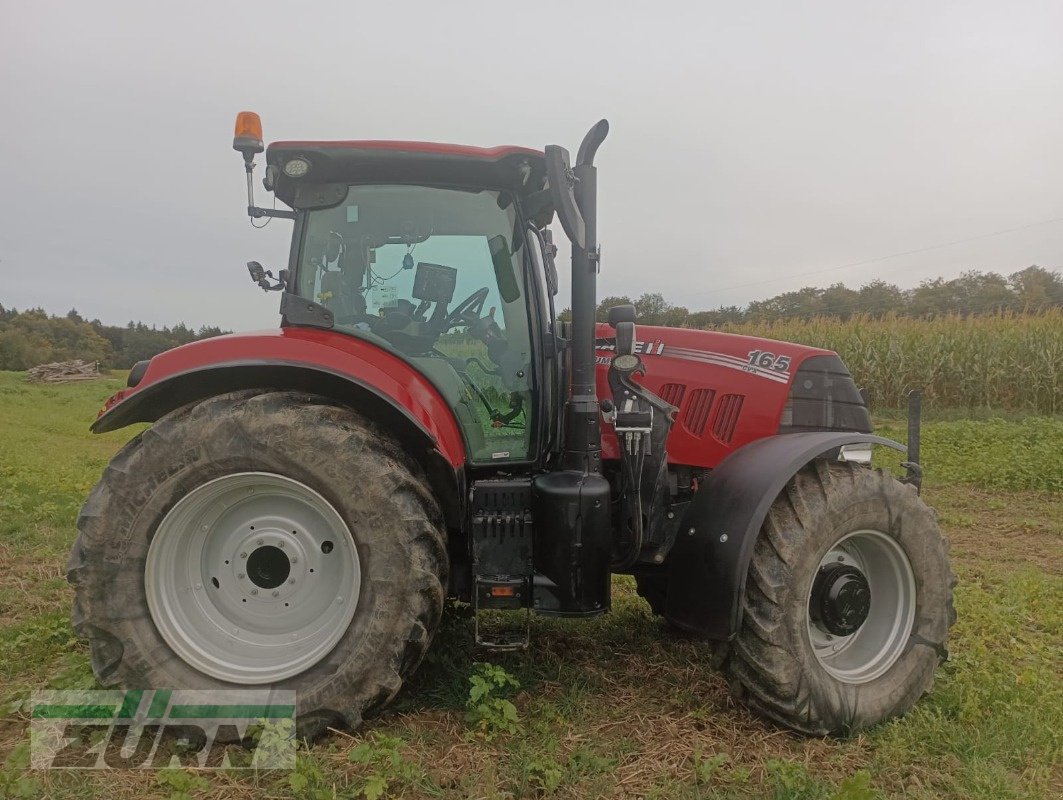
685,215,1063,300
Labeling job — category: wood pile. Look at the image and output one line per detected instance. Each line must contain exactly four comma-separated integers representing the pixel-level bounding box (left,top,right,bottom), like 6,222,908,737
26,360,102,383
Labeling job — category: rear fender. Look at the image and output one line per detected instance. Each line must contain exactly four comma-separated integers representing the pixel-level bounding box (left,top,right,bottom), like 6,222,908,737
664,432,906,639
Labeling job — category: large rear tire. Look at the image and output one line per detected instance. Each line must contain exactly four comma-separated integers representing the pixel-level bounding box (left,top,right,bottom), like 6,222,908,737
68,391,447,739
722,461,955,735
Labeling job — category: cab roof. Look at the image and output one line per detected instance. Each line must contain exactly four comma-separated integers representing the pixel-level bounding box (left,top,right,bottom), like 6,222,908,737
265,140,549,209
270,140,543,159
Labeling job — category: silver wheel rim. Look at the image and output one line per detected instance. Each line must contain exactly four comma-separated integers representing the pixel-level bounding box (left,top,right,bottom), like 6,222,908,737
145,472,360,684
806,529,916,684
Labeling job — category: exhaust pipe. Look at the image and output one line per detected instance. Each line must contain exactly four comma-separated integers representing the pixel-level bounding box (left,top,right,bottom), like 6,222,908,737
533,121,612,617
546,120,609,470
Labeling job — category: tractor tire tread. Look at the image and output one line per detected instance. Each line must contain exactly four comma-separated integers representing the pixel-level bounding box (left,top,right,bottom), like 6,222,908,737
721,461,956,736
68,390,447,741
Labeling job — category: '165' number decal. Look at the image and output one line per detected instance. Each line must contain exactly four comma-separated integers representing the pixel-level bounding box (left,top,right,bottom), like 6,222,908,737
747,350,791,372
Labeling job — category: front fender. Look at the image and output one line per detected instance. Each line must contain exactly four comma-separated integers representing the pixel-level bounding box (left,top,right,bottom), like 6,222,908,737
664,432,906,639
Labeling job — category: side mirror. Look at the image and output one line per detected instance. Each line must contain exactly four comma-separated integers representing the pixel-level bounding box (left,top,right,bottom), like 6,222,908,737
247,261,266,284
607,304,637,328
247,261,286,292
544,145,585,250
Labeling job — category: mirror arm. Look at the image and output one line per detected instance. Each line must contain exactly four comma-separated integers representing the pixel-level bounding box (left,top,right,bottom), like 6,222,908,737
242,156,295,220
249,206,296,220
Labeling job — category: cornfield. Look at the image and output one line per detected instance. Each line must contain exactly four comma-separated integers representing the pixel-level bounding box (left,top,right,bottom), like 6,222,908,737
719,309,1062,413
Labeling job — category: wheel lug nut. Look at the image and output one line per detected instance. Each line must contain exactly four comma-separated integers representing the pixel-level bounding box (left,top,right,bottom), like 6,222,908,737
289,579,295,585
250,589,258,595
278,542,284,548
291,557,298,564
256,539,264,546
237,573,245,579
240,552,247,559
272,590,280,597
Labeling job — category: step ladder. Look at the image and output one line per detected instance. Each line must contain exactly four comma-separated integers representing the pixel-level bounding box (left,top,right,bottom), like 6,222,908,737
473,577,531,651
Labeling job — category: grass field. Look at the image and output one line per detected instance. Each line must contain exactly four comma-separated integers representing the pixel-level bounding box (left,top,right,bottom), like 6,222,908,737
0,372,1060,799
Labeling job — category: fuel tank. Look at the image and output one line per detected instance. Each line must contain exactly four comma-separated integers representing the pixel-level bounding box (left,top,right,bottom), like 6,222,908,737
595,323,856,469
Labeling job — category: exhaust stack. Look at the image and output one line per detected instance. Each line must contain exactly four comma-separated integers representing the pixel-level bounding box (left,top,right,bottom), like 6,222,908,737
546,120,609,470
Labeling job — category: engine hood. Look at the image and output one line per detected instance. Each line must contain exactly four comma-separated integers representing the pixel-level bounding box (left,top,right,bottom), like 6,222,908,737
594,323,851,469
595,323,833,382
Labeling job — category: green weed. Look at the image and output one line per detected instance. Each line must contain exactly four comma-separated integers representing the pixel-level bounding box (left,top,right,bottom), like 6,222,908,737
155,768,210,800
287,754,339,800
345,732,434,799
466,662,521,740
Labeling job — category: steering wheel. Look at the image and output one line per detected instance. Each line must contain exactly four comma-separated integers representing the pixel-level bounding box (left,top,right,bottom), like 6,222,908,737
444,287,490,330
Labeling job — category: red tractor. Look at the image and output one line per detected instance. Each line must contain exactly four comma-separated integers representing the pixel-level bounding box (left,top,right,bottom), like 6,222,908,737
68,114,954,738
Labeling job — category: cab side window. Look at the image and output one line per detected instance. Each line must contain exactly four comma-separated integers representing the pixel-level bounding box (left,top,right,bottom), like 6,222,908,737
296,185,537,463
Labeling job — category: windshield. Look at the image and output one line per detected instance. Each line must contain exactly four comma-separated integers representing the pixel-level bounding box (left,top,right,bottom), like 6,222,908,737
294,184,536,463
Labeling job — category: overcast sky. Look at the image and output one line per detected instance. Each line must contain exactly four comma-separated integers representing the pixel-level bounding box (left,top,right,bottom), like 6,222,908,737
2,1,1060,329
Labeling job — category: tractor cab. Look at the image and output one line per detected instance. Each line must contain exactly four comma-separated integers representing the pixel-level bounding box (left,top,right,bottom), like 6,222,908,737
246,132,562,465
234,125,565,465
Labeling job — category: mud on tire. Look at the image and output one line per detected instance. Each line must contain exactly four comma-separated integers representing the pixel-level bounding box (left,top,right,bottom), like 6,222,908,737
722,461,956,736
67,391,447,740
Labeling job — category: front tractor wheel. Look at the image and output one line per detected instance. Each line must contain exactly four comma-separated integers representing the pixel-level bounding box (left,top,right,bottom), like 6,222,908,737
68,391,447,739
723,462,955,736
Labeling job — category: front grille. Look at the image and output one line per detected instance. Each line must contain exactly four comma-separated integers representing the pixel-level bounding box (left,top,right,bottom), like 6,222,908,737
780,354,871,433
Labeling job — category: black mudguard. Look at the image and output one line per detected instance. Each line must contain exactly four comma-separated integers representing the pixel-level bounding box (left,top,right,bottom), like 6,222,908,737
664,432,906,640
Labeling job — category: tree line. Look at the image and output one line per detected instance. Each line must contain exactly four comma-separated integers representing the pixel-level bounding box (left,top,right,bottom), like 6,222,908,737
582,265,1063,326
0,306,226,371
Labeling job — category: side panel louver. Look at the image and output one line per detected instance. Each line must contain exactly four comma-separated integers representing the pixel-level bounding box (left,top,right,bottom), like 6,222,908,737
681,388,716,436
658,382,686,408
711,394,745,443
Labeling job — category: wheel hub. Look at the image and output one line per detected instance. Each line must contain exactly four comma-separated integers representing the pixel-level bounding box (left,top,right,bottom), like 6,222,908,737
805,530,917,684
810,563,871,636
145,472,361,684
246,545,291,589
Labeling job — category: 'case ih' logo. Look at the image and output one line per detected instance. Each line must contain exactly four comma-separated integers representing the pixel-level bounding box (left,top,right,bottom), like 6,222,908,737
595,337,666,355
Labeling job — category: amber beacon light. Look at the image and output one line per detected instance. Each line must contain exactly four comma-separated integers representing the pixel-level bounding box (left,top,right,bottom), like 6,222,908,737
233,111,264,158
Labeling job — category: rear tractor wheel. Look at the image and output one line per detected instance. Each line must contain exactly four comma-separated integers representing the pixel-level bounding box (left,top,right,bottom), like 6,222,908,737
723,461,955,735
68,391,447,739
